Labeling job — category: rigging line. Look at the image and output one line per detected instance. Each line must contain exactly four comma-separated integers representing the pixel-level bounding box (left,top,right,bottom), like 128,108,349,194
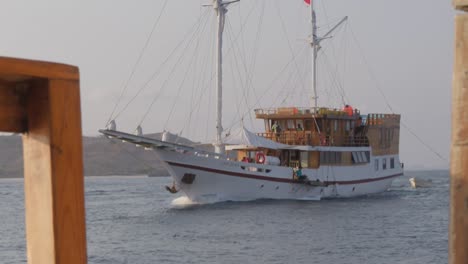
271,47,309,107
163,10,211,130
227,53,242,127
298,50,311,105
113,9,210,121
201,0,260,87
138,12,210,127
321,50,348,106
223,45,308,132
182,19,215,140
319,2,351,106
184,15,216,139
342,23,349,104
348,24,394,113
292,48,310,104
224,19,248,127
324,27,348,105
231,1,254,130
241,0,266,127
224,25,243,128
270,43,310,107
237,1,248,78
317,1,350,106
205,17,216,143
225,19,255,129
106,0,170,125
222,0,260,65
226,45,308,131
278,61,301,106
205,72,213,142
175,2,257,139
104,137,160,173
401,121,448,162
182,15,217,141
186,0,260,123
349,23,447,162
274,0,307,98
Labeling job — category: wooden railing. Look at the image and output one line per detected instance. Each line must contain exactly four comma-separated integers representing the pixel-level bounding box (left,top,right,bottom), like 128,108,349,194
257,131,369,147
0,57,87,264
451,2,468,263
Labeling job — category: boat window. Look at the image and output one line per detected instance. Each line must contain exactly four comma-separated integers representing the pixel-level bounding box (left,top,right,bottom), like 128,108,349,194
383,158,387,170
359,152,366,163
345,120,350,131
375,159,379,171
336,152,342,163
300,151,308,168
334,120,338,132
304,119,313,130
279,120,287,131
287,120,295,130
390,158,395,169
296,120,304,130
320,151,342,165
240,166,270,173
352,151,370,164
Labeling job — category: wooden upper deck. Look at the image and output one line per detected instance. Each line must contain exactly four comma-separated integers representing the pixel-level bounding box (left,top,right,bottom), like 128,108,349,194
254,106,401,156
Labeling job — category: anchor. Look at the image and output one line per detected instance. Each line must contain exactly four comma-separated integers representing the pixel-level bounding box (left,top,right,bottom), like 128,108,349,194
165,181,179,194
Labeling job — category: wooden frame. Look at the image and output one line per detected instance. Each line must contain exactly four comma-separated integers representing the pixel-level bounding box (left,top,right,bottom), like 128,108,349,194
451,13,468,264
0,57,87,264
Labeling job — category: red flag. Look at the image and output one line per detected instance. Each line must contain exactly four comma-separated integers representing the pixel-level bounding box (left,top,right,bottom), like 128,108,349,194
304,0,311,5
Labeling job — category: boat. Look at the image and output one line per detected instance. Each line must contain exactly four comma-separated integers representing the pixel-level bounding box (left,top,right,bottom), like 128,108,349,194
100,0,404,203
409,177,432,188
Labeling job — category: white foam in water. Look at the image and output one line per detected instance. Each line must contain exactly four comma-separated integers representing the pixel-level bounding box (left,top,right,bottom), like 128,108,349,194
171,196,198,207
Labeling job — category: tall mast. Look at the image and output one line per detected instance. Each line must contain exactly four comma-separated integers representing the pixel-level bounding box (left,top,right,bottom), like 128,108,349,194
214,0,226,154
310,0,318,109
212,0,238,154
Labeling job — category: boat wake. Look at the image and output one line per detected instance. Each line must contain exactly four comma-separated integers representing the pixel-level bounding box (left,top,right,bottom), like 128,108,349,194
171,196,199,208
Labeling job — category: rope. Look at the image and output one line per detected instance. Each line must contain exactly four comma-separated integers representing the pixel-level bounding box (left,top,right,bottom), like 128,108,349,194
349,25,395,113
163,11,211,130
349,23,447,162
106,0,170,126
104,137,161,174
401,122,448,162
223,45,308,132
112,9,211,122
274,0,307,99
138,11,210,127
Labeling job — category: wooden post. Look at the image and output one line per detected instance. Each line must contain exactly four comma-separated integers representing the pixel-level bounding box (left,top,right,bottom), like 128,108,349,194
0,57,87,264
451,3,468,264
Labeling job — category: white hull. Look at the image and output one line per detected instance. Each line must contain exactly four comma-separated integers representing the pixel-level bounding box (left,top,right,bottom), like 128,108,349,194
155,149,403,203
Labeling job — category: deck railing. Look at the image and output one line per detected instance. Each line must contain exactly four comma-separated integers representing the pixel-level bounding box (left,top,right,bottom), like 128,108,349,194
257,131,369,147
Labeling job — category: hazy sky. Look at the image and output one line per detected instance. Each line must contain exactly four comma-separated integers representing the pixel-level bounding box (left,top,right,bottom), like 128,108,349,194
0,0,454,170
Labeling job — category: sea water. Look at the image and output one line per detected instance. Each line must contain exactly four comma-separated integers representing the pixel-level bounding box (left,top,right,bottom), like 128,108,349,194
0,171,448,264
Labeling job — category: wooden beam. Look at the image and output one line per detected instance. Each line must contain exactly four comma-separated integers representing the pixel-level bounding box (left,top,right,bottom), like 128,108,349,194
450,14,468,264
0,56,79,81
454,0,468,11
0,56,87,264
0,81,27,132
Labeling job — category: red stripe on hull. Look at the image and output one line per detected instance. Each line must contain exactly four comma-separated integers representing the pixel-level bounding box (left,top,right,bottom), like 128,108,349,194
167,161,402,185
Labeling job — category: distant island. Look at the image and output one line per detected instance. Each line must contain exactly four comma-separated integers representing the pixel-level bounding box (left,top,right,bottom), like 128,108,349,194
0,132,203,178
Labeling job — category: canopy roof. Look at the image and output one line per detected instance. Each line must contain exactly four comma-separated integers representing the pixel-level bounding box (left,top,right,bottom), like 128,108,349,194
224,127,288,150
